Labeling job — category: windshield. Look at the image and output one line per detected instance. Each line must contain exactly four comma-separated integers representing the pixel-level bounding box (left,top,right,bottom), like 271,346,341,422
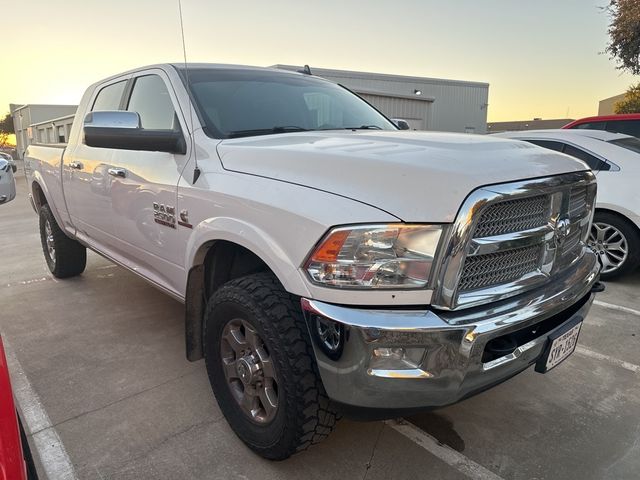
178,68,397,138
609,137,640,154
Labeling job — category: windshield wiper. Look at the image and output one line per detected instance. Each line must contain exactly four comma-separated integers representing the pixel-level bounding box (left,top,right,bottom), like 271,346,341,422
343,125,383,130
227,126,309,138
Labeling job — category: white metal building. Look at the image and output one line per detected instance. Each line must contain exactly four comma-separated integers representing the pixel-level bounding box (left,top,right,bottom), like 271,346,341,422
9,104,77,158
274,65,489,133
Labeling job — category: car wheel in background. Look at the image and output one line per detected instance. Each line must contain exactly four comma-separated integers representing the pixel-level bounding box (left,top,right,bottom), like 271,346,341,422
38,204,87,278
589,211,640,280
204,272,338,460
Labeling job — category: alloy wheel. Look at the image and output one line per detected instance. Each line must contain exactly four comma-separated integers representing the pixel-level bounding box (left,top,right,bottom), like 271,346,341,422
45,220,56,265
220,318,278,424
589,222,629,274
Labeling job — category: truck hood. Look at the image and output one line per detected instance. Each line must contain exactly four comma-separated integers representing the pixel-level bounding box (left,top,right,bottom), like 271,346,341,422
216,131,588,222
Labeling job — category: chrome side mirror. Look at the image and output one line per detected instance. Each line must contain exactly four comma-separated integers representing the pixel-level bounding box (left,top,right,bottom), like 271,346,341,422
84,111,186,154
0,159,16,205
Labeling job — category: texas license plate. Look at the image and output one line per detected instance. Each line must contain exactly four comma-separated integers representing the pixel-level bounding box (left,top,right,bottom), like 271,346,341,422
535,319,582,373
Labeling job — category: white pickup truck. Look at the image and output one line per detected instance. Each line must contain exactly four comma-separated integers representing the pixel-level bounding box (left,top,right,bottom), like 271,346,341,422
25,64,602,460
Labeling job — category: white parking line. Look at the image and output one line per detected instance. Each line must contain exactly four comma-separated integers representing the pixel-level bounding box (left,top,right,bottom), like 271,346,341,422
386,419,505,480
575,345,640,374
3,340,78,480
594,300,640,318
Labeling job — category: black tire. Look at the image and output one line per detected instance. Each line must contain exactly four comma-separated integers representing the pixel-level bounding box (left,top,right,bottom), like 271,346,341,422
39,204,86,278
590,211,640,280
204,272,338,460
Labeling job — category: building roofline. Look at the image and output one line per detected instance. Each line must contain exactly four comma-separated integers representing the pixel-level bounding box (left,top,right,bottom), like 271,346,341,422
30,113,76,127
272,64,489,88
10,104,78,114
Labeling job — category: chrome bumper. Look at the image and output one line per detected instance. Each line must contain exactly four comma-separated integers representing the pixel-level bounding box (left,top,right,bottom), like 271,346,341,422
301,250,599,411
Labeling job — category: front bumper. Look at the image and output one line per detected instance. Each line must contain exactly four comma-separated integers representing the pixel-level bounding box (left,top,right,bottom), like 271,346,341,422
302,250,599,412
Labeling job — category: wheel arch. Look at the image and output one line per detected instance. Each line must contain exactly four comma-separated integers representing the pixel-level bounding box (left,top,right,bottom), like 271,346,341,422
31,180,48,209
594,206,640,236
184,222,312,362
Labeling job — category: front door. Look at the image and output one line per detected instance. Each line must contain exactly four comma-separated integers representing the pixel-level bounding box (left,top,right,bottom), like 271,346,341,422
107,70,191,296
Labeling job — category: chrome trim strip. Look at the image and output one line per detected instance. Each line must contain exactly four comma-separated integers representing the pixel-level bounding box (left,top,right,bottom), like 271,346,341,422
482,338,541,371
368,368,433,379
468,225,554,255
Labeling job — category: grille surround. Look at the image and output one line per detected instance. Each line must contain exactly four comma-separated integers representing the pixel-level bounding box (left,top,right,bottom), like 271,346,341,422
431,171,597,311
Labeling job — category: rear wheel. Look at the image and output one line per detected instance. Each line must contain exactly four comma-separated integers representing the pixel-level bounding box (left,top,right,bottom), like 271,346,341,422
204,273,338,460
39,204,86,278
588,211,640,280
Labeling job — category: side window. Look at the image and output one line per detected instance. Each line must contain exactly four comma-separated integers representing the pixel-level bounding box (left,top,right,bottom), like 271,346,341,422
127,75,177,130
92,80,127,111
606,120,640,138
562,144,610,171
526,139,564,152
573,121,606,130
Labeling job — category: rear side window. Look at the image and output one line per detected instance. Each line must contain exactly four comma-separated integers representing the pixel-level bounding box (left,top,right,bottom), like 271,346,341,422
606,120,640,138
126,75,177,130
92,80,127,111
610,137,640,154
572,122,606,130
526,140,564,152
562,144,610,171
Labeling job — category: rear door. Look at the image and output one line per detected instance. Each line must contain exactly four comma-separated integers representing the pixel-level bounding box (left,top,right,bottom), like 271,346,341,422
63,76,130,252
107,69,191,295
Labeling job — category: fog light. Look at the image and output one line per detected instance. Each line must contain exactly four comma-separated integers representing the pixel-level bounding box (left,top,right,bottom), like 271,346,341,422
370,347,426,371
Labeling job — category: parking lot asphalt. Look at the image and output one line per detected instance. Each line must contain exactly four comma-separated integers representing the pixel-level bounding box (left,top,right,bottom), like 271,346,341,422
1,176,639,480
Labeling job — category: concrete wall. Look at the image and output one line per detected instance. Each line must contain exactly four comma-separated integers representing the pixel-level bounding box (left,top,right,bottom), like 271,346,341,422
274,65,489,134
598,94,625,115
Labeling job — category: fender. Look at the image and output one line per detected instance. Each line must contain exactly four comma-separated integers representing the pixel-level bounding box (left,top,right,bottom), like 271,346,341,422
186,216,312,298
30,173,68,230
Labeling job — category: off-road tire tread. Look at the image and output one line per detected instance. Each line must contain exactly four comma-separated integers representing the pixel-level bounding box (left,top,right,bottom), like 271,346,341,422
39,204,86,278
204,272,338,460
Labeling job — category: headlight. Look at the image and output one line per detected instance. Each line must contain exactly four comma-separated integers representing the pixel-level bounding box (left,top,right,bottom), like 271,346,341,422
304,224,443,289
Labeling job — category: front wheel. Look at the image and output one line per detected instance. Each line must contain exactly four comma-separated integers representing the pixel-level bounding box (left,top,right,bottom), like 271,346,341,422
588,211,640,280
204,273,338,460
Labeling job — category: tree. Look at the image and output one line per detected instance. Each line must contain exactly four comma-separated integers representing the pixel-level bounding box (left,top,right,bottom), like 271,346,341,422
0,113,14,149
615,83,640,113
606,0,640,74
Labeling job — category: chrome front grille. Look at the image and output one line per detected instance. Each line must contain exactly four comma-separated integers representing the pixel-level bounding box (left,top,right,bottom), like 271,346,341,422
473,195,550,238
432,171,597,311
568,186,587,218
458,244,542,291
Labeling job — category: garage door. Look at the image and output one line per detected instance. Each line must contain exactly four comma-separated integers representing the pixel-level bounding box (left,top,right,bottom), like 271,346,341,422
359,93,431,130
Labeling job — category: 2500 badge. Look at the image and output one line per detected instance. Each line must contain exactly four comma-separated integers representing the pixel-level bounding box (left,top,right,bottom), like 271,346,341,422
153,203,176,229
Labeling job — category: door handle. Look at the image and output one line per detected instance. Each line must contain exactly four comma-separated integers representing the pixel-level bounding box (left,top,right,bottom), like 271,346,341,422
69,161,83,170
107,168,126,178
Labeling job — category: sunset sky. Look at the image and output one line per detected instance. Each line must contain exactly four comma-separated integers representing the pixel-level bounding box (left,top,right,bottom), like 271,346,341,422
2,0,633,123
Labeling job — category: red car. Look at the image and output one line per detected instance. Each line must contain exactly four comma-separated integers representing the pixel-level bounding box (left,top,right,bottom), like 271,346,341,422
563,113,640,138
0,337,35,480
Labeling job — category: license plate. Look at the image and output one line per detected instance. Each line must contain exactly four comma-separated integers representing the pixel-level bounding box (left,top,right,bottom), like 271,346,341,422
535,319,582,373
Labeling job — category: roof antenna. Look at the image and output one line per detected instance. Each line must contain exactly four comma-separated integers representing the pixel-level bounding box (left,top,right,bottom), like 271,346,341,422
178,0,200,184
298,64,312,75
